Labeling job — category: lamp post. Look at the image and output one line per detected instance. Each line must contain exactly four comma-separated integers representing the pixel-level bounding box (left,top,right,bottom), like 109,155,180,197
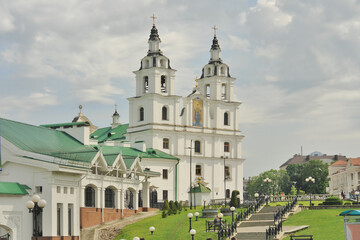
218,213,223,226
221,155,228,206
230,206,236,223
254,193,259,204
195,212,199,221
237,194,241,208
149,226,155,235
305,176,315,206
187,140,194,209
203,200,206,209
187,213,193,232
190,229,196,240
356,191,359,204
264,177,272,195
26,194,46,240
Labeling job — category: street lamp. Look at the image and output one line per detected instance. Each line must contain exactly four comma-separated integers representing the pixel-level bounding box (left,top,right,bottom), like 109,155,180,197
190,229,196,240
218,213,223,226
26,194,46,240
194,212,199,221
305,176,315,206
203,200,206,209
254,193,259,204
133,237,140,240
237,194,241,208
230,206,236,223
187,140,194,209
221,155,228,206
356,191,359,204
264,178,272,195
187,213,193,232
149,226,155,235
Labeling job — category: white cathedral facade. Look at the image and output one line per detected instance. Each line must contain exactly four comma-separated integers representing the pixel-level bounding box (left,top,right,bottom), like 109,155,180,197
0,22,244,239
124,23,244,204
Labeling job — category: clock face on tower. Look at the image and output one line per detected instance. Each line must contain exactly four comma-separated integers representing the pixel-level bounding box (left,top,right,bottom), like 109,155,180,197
192,97,203,127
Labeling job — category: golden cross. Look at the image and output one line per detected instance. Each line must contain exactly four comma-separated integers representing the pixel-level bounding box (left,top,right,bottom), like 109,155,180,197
195,76,199,87
212,25,218,36
150,14,157,26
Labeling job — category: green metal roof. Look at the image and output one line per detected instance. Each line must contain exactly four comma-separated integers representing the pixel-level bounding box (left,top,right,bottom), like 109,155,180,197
188,183,211,193
41,121,90,128
0,118,98,163
0,182,30,195
90,124,128,143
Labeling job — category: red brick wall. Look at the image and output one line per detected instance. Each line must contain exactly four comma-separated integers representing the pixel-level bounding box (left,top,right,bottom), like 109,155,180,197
80,207,102,229
103,208,122,222
32,237,79,240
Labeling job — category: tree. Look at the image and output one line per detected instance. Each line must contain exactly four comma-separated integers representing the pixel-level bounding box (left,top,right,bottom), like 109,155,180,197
162,199,169,211
230,190,240,207
290,185,297,195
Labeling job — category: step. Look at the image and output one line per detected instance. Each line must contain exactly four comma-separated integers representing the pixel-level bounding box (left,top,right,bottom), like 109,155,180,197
239,220,274,227
258,206,283,213
249,213,274,221
236,232,266,240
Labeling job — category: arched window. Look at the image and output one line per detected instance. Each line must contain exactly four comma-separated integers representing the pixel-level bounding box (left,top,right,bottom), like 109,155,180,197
224,112,229,126
224,142,230,152
194,140,201,153
105,188,115,208
221,66,225,75
226,189,231,198
85,186,95,207
221,84,227,100
139,107,144,121
144,76,149,93
205,84,210,98
163,138,169,149
196,165,202,176
146,59,150,68
160,59,165,67
161,75,166,93
225,166,230,180
162,106,168,120
207,67,211,75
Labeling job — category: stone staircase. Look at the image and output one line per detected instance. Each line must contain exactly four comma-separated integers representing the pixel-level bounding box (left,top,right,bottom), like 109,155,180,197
236,206,283,240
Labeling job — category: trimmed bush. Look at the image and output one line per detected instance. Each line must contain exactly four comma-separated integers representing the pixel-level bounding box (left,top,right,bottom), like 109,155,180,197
162,210,167,218
162,199,170,211
230,190,240,207
322,196,343,205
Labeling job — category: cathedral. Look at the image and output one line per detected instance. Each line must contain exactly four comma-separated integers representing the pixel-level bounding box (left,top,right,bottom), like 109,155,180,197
0,20,244,239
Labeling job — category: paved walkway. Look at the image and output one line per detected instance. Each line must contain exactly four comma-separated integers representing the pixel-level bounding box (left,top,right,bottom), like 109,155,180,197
80,210,160,240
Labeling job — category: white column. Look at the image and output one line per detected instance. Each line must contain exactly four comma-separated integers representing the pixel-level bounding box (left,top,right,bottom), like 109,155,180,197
116,189,121,209
142,179,150,209
95,188,101,208
120,190,125,216
133,190,139,211
62,204,67,236
80,186,85,207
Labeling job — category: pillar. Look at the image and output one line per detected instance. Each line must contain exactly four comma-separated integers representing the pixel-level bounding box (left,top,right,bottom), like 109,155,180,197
142,179,151,211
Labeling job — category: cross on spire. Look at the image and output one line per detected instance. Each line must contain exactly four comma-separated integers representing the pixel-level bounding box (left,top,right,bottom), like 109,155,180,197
150,14,157,26
195,76,199,87
212,25,218,36
115,104,118,112
79,105,83,114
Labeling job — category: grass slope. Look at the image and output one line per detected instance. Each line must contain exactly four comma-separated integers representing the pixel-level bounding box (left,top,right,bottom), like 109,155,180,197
114,208,240,240
282,209,355,240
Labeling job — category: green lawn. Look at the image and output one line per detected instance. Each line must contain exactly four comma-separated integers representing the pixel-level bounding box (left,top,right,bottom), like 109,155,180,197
282,209,357,240
114,208,243,240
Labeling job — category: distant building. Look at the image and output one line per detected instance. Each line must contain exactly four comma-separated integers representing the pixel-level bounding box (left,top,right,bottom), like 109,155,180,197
328,158,360,195
280,151,346,170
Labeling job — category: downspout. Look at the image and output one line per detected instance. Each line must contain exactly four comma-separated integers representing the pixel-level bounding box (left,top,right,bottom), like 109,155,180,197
175,160,179,201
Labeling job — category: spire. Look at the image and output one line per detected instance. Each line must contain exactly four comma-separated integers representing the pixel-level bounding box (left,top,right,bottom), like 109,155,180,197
149,14,160,41
111,104,120,128
211,25,220,50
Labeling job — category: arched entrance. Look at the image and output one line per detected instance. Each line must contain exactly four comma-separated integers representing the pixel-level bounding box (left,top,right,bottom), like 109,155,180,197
0,225,12,240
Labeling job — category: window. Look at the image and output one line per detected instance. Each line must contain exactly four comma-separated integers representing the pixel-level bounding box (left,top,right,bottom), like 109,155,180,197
105,188,115,208
160,59,165,67
224,142,230,152
70,187,74,194
146,59,150,68
68,204,73,236
161,75,167,93
139,107,144,121
225,166,230,180
224,112,229,126
57,186,61,193
85,186,95,207
221,84,226,100
57,203,62,236
194,140,201,153
144,77,149,93
207,67,211,75
163,169,168,179
162,106,168,120
226,189,231,198
221,66,225,75
163,138,169,149
205,84,210,98
196,165,202,176
163,190,168,200
35,186,43,193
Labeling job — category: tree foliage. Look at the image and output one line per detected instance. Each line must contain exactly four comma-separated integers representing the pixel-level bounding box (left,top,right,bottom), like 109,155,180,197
230,190,240,207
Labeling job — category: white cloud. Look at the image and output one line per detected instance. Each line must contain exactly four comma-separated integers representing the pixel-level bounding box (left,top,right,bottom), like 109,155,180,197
0,5,16,33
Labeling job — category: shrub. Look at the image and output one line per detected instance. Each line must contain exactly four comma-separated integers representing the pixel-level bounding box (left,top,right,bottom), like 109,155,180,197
230,190,240,207
298,190,305,195
322,196,343,205
162,210,167,218
162,199,170,211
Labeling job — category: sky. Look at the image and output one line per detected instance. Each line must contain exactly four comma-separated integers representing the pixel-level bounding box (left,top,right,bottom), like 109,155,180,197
1,0,360,177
